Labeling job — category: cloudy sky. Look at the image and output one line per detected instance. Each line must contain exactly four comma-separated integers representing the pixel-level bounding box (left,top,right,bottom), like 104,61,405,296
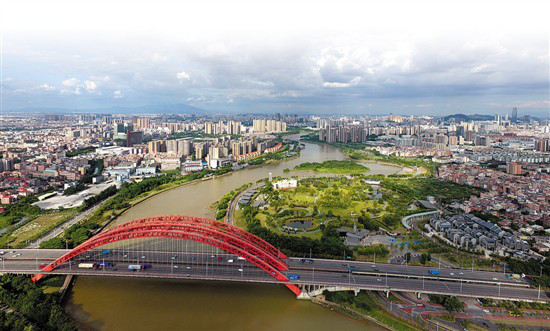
1,0,549,116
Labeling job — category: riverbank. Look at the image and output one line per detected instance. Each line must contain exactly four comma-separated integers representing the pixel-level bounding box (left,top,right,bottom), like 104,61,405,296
310,296,395,331
313,291,425,331
300,136,432,176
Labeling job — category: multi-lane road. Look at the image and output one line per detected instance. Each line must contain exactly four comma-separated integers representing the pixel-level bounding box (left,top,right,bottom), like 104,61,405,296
1,249,547,302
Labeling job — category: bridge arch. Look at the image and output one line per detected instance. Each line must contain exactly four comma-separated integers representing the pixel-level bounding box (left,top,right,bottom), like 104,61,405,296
32,215,301,295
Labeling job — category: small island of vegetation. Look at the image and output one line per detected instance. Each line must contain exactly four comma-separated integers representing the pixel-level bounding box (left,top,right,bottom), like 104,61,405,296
294,160,369,174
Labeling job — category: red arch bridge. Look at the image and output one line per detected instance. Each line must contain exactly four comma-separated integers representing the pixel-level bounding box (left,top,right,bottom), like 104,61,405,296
3,215,545,302
32,215,302,295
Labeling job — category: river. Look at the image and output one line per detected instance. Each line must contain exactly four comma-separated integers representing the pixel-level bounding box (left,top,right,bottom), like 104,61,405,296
65,135,401,330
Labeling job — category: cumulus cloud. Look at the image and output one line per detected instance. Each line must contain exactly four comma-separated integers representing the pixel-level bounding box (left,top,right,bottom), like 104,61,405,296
113,90,123,99
37,83,56,91
176,71,191,82
84,80,97,91
62,78,80,87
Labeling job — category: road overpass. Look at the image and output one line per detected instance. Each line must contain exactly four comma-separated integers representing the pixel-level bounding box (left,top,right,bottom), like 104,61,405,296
1,215,547,303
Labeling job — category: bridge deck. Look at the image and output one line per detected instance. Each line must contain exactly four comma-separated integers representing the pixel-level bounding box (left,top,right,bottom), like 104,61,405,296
1,249,547,302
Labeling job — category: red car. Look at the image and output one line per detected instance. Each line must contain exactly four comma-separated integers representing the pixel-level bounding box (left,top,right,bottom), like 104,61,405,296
39,264,47,269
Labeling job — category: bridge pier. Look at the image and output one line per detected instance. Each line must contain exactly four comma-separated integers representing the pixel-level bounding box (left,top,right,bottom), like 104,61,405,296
297,285,361,300
416,292,421,299
386,291,390,298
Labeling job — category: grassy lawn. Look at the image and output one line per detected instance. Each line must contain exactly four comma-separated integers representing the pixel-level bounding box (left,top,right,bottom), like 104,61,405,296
40,276,66,294
387,293,406,304
294,160,370,174
495,319,550,327
8,210,77,246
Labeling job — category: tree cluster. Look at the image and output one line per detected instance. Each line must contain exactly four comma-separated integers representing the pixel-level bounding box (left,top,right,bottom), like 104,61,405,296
0,274,76,331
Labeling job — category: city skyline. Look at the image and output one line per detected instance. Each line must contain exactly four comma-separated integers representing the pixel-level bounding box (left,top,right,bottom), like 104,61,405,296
1,0,549,116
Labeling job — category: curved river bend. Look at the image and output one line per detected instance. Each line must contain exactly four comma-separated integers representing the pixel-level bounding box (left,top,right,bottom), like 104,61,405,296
66,135,401,330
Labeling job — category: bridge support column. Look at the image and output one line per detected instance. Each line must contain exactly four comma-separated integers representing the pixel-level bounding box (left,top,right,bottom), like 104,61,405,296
386,291,390,298
354,288,360,296
417,292,421,299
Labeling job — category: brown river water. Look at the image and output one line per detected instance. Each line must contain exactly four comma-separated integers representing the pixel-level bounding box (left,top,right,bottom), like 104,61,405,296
65,135,400,330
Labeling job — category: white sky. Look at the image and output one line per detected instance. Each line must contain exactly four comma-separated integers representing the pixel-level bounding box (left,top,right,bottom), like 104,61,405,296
1,0,549,115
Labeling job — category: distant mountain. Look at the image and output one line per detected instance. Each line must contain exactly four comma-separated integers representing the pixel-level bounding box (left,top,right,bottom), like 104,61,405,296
442,113,494,122
4,103,210,114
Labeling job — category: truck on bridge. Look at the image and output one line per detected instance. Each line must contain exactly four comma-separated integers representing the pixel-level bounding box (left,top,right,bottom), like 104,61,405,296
78,263,97,269
128,264,152,271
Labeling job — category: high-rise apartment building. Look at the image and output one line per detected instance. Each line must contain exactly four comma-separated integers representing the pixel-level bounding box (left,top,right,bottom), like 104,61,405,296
252,119,286,133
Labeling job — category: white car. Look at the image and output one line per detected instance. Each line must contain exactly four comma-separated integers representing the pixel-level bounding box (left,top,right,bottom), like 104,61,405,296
449,273,454,276
227,259,234,263
173,265,178,269
492,277,498,280
238,268,244,272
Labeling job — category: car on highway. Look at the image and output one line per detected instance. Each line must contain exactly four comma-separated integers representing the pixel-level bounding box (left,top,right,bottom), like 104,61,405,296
39,264,47,268
492,277,498,281
0,251,4,255
186,266,191,270
227,259,234,263
173,265,179,269
449,272,454,276
376,278,381,281
141,255,146,259
417,304,425,308
171,255,177,260
238,268,244,272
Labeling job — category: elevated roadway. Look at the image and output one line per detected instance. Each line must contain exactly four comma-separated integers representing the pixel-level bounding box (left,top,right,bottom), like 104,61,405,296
1,249,547,302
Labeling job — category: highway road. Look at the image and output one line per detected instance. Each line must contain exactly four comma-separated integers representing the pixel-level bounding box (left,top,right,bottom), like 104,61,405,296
0,249,532,286
286,257,530,287
1,249,547,302
26,199,110,248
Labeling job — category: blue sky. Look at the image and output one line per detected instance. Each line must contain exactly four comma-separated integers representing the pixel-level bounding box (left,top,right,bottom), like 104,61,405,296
1,0,549,116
